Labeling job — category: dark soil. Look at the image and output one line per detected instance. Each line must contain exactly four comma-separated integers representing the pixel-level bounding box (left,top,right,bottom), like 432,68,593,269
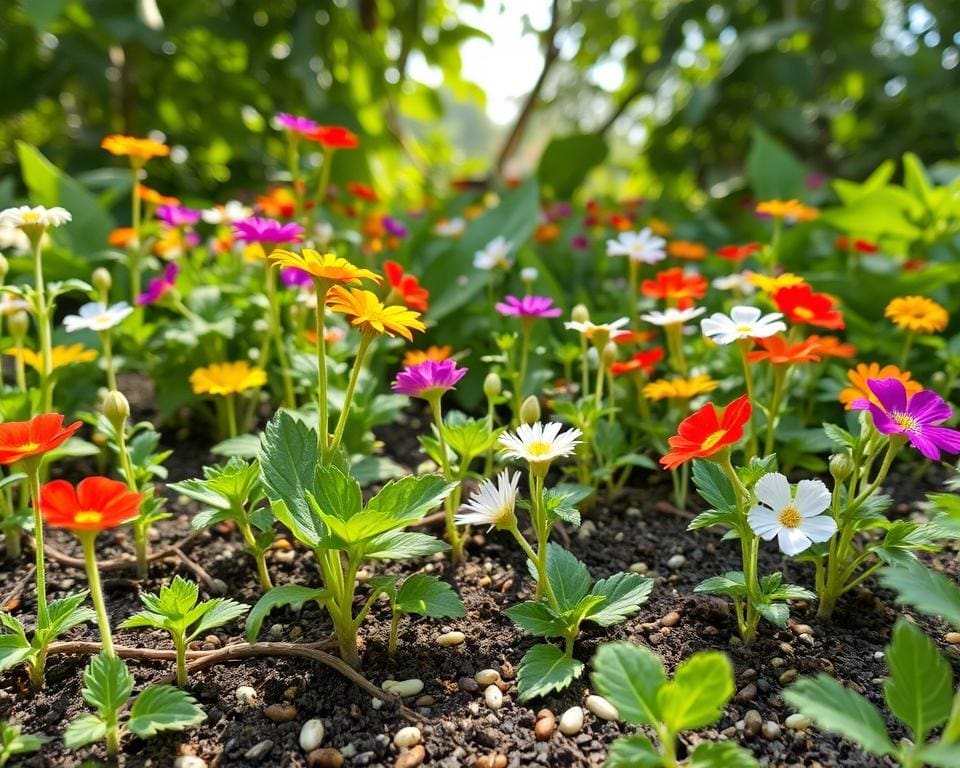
0,409,957,768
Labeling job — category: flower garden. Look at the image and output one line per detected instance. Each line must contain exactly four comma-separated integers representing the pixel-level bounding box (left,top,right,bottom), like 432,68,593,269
2,3,960,767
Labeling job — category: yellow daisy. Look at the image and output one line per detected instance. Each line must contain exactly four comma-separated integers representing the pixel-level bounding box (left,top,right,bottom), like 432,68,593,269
884,296,949,334
268,249,380,286
643,374,719,402
190,361,267,396
327,287,425,341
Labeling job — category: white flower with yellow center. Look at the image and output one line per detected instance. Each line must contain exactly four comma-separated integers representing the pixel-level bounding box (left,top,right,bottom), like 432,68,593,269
606,228,666,264
434,217,466,237
640,307,705,327
473,236,513,270
499,421,582,467
700,306,786,345
64,302,134,333
0,205,72,231
564,317,631,341
748,472,836,556
455,470,520,531
712,273,757,295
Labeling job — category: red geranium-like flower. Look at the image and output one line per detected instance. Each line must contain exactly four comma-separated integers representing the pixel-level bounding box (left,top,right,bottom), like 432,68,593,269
773,284,845,330
835,236,878,254
306,125,359,150
40,476,143,532
347,182,378,202
747,336,822,365
610,348,665,377
640,268,708,308
715,242,761,261
0,414,82,465
660,394,751,470
384,260,429,312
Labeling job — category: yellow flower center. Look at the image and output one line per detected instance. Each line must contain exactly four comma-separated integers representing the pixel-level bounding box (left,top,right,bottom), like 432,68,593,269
526,441,552,457
794,307,814,320
21,212,41,223
736,324,753,333
892,412,919,431
700,429,727,451
74,511,103,525
778,506,801,528
16,442,40,452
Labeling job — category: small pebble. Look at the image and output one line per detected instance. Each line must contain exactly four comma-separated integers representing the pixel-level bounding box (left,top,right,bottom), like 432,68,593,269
558,706,584,735
743,710,762,738
308,748,343,767
393,726,422,749
779,669,799,685
585,694,618,721
762,721,781,740
244,740,273,762
475,669,501,687
791,623,813,636
659,611,680,628
300,719,326,752
736,683,757,702
236,686,257,705
475,755,507,768
628,562,648,574
437,631,466,647
174,758,206,768
458,677,479,693
534,709,555,741
415,695,435,707
785,713,811,731
947,632,960,645
484,685,503,710
263,703,297,723
873,651,885,660
274,548,296,563
666,554,686,569
395,745,425,768
383,679,424,698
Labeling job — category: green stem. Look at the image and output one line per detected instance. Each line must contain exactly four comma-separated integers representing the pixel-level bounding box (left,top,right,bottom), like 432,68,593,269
30,234,54,413
330,335,373,451
115,425,147,579
262,265,296,408
428,394,463,562
174,634,187,687
899,331,915,369
130,165,143,301
737,339,758,459
26,463,49,628
308,147,335,231
80,533,114,657
763,365,788,456
225,394,238,439
100,331,117,392
514,320,532,416
313,280,332,460
388,608,400,657
528,470,559,609
579,336,590,397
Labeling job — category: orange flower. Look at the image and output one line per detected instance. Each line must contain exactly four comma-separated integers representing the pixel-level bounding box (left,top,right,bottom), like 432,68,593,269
667,240,708,260
108,227,138,248
716,243,761,261
403,346,452,366
640,268,708,308
648,218,672,236
327,287,425,340
40,476,143,532
138,184,180,207
101,134,170,162
773,284,844,329
661,395,751,470
535,222,560,243
747,336,821,365
257,187,297,219
806,335,856,359
839,363,922,410
613,330,658,346
384,261,429,312
610,348,664,377
756,199,819,222
0,413,81,465
608,214,633,231
268,250,380,286
306,125,360,150
885,296,949,334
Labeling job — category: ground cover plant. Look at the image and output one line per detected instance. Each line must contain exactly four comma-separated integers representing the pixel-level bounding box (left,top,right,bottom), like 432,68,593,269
1,2,960,767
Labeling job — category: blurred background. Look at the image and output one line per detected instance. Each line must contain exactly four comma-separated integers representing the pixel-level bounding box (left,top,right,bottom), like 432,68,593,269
1,0,959,203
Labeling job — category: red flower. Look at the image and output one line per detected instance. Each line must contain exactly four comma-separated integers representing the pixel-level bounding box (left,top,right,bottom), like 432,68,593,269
611,348,665,377
640,268,708,308
715,243,761,261
773,284,845,330
384,260,429,312
40,476,143,533
0,414,82,465
747,336,822,365
306,125,359,150
806,334,857,359
835,236,878,254
660,394,751,470
346,182,378,203
613,330,657,346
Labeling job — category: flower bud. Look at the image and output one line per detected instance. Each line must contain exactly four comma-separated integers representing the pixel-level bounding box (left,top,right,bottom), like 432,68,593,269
829,452,855,482
483,372,502,399
520,267,538,284
519,395,541,425
571,303,590,324
601,341,618,367
103,390,130,431
7,311,29,340
92,267,112,294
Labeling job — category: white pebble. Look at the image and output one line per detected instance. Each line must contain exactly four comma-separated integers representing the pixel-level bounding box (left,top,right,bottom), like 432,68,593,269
873,651,885,660
666,554,686,569
235,686,257,705
393,726,422,748
299,719,325,751
484,685,503,710
559,706,584,735
174,758,206,768
585,694,619,721
383,679,424,698
785,714,811,731
437,631,466,647
371,697,383,710
475,669,501,686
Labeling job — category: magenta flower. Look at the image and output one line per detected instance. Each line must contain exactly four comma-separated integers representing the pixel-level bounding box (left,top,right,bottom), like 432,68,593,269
233,216,304,244
495,295,562,319
392,359,468,400
276,112,319,135
383,216,408,238
280,267,312,288
852,378,960,461
571,234,590,250
136,263,179,306
156,205,201,228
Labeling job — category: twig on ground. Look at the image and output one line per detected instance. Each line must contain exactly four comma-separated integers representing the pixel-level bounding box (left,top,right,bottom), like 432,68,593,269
43,531,198,572
0,565,35,612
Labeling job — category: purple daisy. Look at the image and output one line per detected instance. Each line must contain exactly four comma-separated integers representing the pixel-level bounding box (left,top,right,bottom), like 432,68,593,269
136,263,179,306
233,216,304,245
852,378,960,461
156,205,201,228
392,359,468,400
280,267,312,288
276,112,319,135
383,215,409,238
495,295,562,319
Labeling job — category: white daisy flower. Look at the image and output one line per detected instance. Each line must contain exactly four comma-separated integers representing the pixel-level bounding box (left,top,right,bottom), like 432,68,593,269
605,228,667,264
640,307,706,326
499,421,582,466
63,302,134,333
473,236,513,270
564,317,631,341
455,470,520,531
0,205,72,231
712,273,757,295
201,201,253,225
700,306,787,345
434,217,466,237
748,472,836,556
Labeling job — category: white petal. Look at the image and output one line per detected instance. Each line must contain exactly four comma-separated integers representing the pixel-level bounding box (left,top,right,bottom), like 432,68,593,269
777,527,813,556
729,305,762,325
747,507,782,540
753,472,793,512
794,479,831,517
797,514,837,543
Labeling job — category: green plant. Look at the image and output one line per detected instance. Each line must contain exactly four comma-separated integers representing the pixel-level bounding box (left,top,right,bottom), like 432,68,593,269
368,573,465,656
591,641,757,767
120,576,248,686
0,721,47,766
64,652,205,757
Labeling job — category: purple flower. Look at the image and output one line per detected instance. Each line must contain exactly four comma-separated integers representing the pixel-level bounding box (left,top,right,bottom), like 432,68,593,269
382,216,408,238
156,205,201,228
233,216,304,244
852,378,960,461
280,267,312,288
392,359,468,400
276,112,319,135
136,263,179,306
571,234,590,250
495,295,562,319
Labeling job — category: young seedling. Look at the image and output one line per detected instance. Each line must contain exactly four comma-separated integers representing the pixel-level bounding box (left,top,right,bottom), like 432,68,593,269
169,457,275,590
65,652,205,757
0,721,48,766
592,641,758,768
120,576,249,686
367,573,465,656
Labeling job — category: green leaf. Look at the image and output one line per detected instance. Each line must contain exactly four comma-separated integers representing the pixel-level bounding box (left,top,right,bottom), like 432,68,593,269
692,460,737,513
543,543,591,612
882,619,953,742
127,684,205,738
63,714,107,749
736,454,779,490
504,602,567,638
395,575,465,619
538,133,609,198
516,643,584,701
688,509,739,531
754,601,789,628
0,721,48,760
917,742,960,768
0,635,33,674
658,652,734,732
591,642,665,726
245,585,328,643
879,561,960,629
363,530,448,560
694,572,747,598
81,652,133,720
586,572,653,627
745,125,807,200
690,741,760,768
364,474,454,529
189,598,249,640
784,674,894,756
605,733,663,768
823,423,857,450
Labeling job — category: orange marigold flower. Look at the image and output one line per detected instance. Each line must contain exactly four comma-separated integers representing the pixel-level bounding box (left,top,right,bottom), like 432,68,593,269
40,476,142,532
773,284,844,329
190,361,267,396
755,199,819,222
835,236,878,253
747,336,821,365
716,243,761,261
138,184,180,207
268,249,380,287
660,394,752,470
613,330,658,346
839,363,923,410
643,374,719,401
667,240,708,260
403,346,453,366
610,348,665,377
306,125,360,150
640,268,708,308
0,413,82,465
806,334,857,359
884,295,949,334
257,187,297,219
101,134,170,161
608,213,633,232
535,222,560,243
384,261,429,312
327,287,425,341
108,227,138,248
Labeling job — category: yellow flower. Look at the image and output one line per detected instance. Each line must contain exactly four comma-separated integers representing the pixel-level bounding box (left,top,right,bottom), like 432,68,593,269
327,287,425,341
4,344,97,372
746,271,806,294
403,346,453,366
268,249,381,286
101,135,170,162
755,199,819,222
648,218,672,237
884,295,949,334
643,374,719,401
190,361,267,396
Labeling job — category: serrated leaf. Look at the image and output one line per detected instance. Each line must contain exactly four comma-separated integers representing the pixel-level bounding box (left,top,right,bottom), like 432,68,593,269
505,602,567,637
784,674,894,756
586,572,653,627
591,642,665,726
190,598,249,640
395,575,465,619
245,585,328,643
692,460,737,513
688,508,738,531
127,684,205,738
694,572,747,598
690,741,760,767
879,561,960,629
658,651,734,732
81,652,133,719
755,601,789,628
0,635,33,673
516,643,584,701
543,543,591,612
605,733,662,768
917,742,960,768
736,454,779,489
46,591,95,636
823,423,857,449
63,714,107,749
364,531,448,560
